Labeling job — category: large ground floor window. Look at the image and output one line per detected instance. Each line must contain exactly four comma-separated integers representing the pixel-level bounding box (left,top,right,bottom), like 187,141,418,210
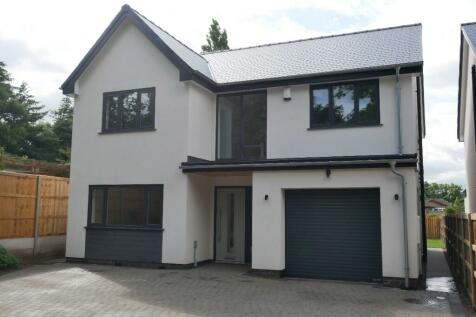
88,185,163,227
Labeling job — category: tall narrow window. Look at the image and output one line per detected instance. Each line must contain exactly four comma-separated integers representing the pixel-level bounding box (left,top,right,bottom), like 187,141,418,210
217,92,267,160
102,87,155,132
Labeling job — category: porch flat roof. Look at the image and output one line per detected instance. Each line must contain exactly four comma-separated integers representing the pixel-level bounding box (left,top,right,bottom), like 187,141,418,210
180,154,418,173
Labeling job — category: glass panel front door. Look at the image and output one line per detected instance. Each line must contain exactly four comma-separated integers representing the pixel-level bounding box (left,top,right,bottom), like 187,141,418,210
215,188,246,263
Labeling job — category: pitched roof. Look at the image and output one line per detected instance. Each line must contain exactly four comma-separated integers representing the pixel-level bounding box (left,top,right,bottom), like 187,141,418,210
61,4,423,94
202,24,422,84
462,23,476,53
425,198,451,208
134,10,214,80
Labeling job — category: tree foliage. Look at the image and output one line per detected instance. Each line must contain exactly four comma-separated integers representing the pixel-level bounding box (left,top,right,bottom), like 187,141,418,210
52,97,73,161
424,181,464,204
0,62,73,163
201,19,229,52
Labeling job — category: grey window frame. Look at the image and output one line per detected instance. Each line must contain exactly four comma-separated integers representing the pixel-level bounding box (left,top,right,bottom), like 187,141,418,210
87,184,163,228
309,79,380,129
101,87,156,133
215,90,267,161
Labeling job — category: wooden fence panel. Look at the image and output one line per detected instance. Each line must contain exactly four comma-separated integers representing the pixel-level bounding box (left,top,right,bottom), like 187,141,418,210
444,213,476,310
426,215,441,239
0,172,69,239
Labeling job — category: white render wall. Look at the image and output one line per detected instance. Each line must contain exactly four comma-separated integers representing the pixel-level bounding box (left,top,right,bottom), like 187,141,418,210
267,75,418,158
252,168,421,279
187,84,215,160
66,21,191,263
463,42,476,212
187,74,420,161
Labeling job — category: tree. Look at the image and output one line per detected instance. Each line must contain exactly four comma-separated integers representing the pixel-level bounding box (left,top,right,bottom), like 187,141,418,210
52,97,73,161
0,62,51,160
424,181,464,205
201,19,229,52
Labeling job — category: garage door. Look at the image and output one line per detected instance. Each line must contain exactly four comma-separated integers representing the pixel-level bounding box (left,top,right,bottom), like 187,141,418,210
285,188,382,282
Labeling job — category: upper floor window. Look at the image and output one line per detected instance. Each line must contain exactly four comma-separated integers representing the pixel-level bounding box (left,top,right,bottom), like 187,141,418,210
310,80,379,129
102,87,155,133
217,91,267,160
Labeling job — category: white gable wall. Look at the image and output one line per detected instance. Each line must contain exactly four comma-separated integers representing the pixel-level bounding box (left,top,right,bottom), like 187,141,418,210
67,21,191,263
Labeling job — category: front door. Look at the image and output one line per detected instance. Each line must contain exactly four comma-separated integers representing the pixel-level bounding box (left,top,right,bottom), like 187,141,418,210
215,188,246,263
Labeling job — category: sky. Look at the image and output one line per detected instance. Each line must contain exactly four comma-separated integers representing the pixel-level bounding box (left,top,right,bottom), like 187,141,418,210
0,0,474,186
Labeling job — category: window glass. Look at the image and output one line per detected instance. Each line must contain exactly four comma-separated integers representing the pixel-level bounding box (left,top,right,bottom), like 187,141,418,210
357,83,378,123
218,96,242,159
242,94,267,159
92,185,163,227
311,89,330,125
121,187,145,225
217,92,267,160
333,85,355,124
140,92,154,128
310,81,378,128
148,188,163,225
91,188,104,224
105,95,121,129
122,92,138,128
106,188,122,225
103,88,154,132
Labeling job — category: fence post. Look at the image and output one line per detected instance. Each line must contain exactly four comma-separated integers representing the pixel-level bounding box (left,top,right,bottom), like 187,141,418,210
32,175,42,256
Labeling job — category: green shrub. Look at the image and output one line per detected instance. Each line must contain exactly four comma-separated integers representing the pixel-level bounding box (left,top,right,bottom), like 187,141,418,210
0,245,21,269
445,207,456,214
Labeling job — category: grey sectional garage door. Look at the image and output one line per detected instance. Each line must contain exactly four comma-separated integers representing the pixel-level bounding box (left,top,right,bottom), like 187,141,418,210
285,188,382,282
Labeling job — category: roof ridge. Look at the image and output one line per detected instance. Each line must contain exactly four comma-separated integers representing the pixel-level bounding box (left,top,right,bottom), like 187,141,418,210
462,21,476,26
131,8,209,63
201,23,422,55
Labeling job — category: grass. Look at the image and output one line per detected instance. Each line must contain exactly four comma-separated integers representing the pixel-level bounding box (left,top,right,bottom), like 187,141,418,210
427,238,444,249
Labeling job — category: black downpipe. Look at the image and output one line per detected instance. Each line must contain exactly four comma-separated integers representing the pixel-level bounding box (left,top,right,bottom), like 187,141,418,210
417,76,427,263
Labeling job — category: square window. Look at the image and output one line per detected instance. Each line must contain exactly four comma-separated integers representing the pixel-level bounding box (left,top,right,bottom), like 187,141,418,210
102,88,155,132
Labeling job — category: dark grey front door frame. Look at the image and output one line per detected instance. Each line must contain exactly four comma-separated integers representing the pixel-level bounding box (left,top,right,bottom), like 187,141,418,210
213,186,252,263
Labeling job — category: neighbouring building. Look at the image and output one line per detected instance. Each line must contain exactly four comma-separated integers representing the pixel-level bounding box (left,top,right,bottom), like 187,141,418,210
425,198,451,213
62,5,426,288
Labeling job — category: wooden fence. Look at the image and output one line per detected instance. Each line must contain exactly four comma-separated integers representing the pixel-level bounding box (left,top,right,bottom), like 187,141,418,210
0,172,69,240
443,213,476,309
426,215,442,239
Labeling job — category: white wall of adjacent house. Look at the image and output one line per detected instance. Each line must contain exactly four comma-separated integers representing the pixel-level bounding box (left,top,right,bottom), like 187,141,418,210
251,168,421,279
266,75,418,158
66,20,191,263
463,41,476,213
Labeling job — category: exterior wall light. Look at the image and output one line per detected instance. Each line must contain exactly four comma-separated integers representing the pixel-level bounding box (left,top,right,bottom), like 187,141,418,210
283,87,291,101
264,194,269,200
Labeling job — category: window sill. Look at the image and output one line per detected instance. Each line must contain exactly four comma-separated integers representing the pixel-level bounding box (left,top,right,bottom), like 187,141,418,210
85,225,163,232
308,123,382,131
99,127,156,135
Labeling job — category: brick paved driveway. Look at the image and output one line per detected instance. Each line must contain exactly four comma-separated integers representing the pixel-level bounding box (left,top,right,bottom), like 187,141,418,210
0,262,468,316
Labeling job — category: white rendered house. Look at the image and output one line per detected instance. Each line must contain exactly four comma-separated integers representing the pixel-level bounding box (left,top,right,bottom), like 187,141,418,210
458,22,476,214
62,4,426,288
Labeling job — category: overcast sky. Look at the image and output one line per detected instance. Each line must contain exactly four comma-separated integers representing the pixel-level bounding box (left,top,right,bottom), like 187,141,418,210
1,0,474,185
